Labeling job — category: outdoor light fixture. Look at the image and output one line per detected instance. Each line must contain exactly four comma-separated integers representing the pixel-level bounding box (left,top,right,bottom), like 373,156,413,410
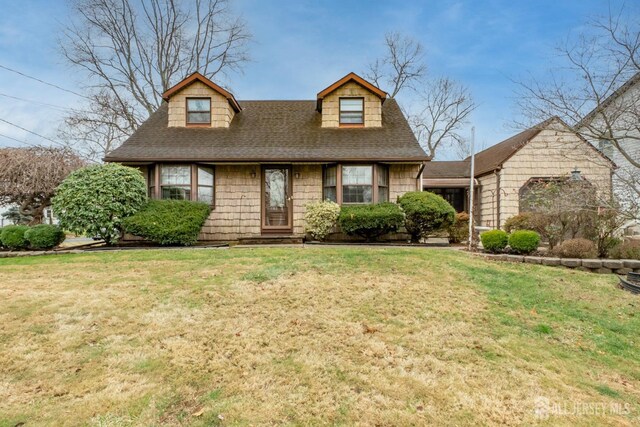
570,166,582,181
295,172,301,179
250,169,257,179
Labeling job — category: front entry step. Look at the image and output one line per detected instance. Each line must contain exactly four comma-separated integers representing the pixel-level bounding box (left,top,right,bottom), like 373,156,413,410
238,236,303,245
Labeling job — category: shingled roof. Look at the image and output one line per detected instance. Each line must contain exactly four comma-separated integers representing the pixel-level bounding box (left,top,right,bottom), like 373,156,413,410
105,98,428,162
422,161,470,178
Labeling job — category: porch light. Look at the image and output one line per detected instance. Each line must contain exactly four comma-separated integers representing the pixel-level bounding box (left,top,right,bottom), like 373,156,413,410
570,167,581,181
250,169,257,179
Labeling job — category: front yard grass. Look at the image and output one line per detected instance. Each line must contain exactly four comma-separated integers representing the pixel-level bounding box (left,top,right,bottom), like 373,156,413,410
0,247,638,426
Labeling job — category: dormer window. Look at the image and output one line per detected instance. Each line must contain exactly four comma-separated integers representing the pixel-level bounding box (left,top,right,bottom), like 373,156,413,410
339,98,364,126
186,98,211,126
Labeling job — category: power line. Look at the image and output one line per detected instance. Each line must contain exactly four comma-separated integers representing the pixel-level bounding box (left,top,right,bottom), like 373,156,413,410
0,92,71,112
0,92,92,114
0,63,91,100
0,117,65,148
0,132,42,147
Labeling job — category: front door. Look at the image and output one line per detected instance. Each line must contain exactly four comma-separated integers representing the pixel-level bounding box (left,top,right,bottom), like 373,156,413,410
261,166,293,234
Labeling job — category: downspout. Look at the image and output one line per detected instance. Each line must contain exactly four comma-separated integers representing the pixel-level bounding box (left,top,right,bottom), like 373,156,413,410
416,161,427,191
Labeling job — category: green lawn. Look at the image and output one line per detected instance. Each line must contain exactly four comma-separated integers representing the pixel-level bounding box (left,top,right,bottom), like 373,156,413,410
0,247,638,426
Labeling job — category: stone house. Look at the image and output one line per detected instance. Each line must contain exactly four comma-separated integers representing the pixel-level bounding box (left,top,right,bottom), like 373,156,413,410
105,72,428,241
423,117,615,228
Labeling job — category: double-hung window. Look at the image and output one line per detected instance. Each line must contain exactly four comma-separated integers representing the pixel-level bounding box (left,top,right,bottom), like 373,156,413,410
342,165,373,204
152,164,215,205
197,166,215,205
160,165,192,200
186,98,211,125
339,98,364,125
323,165,338,202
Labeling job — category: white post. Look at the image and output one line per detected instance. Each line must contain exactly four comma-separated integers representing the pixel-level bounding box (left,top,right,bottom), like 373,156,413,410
468,127,476,250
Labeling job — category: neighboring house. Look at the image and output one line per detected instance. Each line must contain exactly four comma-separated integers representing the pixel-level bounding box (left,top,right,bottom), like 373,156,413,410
577,72,640,235
105,72,428,241
423,117,614,229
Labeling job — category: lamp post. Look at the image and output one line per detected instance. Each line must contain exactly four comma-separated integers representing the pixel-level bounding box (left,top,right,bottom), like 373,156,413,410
468,127,476,251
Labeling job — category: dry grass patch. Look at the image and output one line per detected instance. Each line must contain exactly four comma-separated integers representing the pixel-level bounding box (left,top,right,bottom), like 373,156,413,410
0,247,638,426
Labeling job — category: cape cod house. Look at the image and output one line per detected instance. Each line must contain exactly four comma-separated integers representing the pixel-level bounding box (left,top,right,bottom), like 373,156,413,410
104,72,428,241
423,117,615,228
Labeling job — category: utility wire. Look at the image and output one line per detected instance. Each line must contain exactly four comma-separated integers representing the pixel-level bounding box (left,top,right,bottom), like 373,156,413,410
0,63,91,100
0,132,42,147
0,92,92,114
0,117,66,148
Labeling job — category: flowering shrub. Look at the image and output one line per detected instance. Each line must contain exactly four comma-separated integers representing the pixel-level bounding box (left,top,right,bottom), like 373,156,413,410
303,200,341,241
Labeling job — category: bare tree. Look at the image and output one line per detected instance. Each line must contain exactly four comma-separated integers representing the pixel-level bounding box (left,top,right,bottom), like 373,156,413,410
365,32,427,98
407,78,476,158
59,0,251,161
516,5,640,216
0,147,85,224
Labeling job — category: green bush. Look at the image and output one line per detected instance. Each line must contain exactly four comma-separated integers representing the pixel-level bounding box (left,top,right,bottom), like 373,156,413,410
303,200,341,241
552,238,597,259
448,212,470,244
610,239,640,260
0,225,29,250
25,224,66,250
480,229,508,253
122,200,211,246
52,163,147,245
398,191,456,242
508,230,540,254
338,202,404,242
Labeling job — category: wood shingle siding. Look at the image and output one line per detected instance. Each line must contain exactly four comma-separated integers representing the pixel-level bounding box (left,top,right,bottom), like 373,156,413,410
320,82,383,128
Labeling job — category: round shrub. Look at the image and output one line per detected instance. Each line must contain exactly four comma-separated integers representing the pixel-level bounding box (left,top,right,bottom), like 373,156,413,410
303,200,341,241
480,229,508,253
448,212,470,244
0,225,29,250
338,202,404,242
24,224,66,250
398,191,456,242
609,239,640,260
52,163,147,244
553,238,597,259
508,230,540,255
122,200,211,246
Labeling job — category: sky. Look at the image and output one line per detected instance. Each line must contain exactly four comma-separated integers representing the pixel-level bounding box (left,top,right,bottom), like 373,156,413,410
0,0,631,159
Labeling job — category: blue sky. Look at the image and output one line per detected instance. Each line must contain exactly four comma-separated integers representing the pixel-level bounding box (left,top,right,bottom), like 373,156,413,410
0,0,629,158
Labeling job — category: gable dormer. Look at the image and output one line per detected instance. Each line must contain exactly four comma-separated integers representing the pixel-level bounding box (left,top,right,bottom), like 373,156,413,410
162,72,241,128
316,72,387,128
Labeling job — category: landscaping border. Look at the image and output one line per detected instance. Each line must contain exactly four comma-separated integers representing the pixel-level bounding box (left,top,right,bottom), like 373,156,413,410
472,252,640,274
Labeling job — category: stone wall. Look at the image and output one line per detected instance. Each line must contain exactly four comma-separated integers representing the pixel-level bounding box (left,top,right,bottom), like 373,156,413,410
473,252,640,275
167,81,235,128
321,82,382,128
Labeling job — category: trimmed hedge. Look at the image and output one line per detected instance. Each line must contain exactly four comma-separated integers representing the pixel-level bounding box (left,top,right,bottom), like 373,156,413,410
508,230,540,255
338,202,404,241
25,224,66,250
0,225,30,250
480,229,508,253
398,191,456,242
122,200,211,246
